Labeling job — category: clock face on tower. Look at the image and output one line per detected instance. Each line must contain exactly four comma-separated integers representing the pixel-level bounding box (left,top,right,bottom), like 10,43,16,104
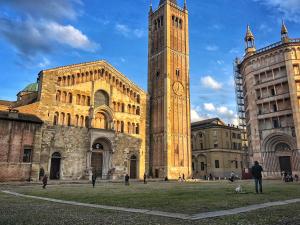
173,81,184,96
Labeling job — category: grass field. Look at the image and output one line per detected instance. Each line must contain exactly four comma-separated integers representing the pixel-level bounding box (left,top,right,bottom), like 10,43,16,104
3,180,300,214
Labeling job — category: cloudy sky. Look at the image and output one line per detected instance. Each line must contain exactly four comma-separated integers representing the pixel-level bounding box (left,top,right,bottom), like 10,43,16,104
0,0,300,125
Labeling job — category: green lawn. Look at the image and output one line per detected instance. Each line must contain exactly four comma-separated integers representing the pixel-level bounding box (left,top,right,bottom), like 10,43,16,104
0,189,300,225
3,180,300,214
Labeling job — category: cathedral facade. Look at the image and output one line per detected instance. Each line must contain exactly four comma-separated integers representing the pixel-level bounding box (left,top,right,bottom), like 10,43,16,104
0,0,191,181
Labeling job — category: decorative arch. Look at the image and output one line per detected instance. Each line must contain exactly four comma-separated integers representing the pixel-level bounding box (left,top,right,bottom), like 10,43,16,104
262,132,296,153
93,105,114,130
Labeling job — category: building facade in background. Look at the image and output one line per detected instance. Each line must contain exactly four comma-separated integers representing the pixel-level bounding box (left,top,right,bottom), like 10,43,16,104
148,0,192,179
235,23,300,178
191,118,246,179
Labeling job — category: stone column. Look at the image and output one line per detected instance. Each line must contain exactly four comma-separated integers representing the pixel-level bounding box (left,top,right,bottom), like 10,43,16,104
87,148,93,180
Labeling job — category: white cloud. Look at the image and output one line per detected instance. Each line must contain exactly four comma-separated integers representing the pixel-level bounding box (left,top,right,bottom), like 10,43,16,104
205,45,219,51
216,60,224,65
201,76,223,90
203,103,215,111
254,0,300,23
115,23,145,39
38,57,50,68
45,22,98,51
120,57,126,63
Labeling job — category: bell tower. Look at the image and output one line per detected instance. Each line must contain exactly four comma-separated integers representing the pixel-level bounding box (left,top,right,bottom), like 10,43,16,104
148,0,191,179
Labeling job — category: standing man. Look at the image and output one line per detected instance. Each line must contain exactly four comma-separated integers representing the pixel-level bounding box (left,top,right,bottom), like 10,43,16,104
42,174,48,189
125,174,130,186
251,161,263,194
143,173,147,184
92,172,97,188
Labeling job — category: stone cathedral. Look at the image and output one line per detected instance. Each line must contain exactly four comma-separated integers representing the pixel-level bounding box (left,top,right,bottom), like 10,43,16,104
0,0,191,181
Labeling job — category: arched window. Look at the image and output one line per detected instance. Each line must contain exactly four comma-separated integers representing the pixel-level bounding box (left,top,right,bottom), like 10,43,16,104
137,95,140,104
75,115,79,127
56,91,61,102
71,75,75,85
62,92,67,103
132,105,136,115
68,93,72,103
117,103,120,112
67,76,71,86
87,96,91,106
121,103,125,112
121,121,124,133
66,113,71,126
128,104,131,113
81,95,86,106
60,112,65,125
136,123,140,134
94,90,109,107
127,122,131,134
136,106,140,115
132,123,135,134
57,77,62,86
76,94,81,105
113,101,116,111
63,76,66,86
53,112,59,125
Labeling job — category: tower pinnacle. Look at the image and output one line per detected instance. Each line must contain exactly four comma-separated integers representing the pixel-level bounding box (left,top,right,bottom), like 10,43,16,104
245,25,256,55
281,20,288,42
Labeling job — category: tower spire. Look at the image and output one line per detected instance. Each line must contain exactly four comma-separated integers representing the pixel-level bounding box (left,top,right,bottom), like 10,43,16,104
281,20,288,42
184,0,187,9
149,0,153,13
245,25,256,55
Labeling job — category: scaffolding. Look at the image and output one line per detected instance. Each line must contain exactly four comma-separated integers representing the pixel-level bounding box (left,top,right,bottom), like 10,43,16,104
234,58,249,167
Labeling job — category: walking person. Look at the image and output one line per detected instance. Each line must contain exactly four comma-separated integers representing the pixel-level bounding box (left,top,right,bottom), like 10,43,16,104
251,161,263,194
125,174,130,186
143,173,147,184
42,174,48,189
92,172,97,188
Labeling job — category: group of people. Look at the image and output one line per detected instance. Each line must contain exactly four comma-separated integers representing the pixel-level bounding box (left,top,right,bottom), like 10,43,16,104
281,171,298,183
40,161,296,195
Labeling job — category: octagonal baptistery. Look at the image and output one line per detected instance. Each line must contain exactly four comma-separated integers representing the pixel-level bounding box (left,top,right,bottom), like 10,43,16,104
13,60,148,181
236,24,300,178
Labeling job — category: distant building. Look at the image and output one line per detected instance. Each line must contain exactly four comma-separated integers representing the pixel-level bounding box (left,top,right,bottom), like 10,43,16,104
191,118,247,179
235,22,300,178
0,110,43,181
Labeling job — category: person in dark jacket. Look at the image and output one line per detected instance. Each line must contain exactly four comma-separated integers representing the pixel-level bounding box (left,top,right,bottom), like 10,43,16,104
42,174,48,189
92,173,97,188
143,173,147,184
251,161,263,194
125,174,130,185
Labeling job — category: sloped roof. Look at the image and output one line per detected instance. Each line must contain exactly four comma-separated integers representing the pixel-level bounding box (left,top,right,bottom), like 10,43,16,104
0,110,43,124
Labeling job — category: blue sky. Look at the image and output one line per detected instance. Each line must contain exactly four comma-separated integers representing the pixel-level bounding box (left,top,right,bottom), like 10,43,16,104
0,0,300,124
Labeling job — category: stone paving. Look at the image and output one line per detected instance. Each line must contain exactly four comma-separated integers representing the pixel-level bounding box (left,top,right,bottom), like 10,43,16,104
2,190,300,221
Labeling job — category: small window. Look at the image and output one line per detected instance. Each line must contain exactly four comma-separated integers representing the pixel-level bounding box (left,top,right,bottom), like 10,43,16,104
23,149,32,163
273,119,279,128
235,161,238,169
214,142,218,148
215,160,220,169
201,162,205,171
176,69,180,77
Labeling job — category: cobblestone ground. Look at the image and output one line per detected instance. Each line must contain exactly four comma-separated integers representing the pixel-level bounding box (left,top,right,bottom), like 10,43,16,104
0,192,300,225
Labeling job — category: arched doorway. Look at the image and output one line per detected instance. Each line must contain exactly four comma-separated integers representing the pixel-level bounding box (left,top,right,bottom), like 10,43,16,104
50,152,61,180
275,143,292,174
91,138,112,179
129,155,137,179
91,151,103,177
262,133,299,176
